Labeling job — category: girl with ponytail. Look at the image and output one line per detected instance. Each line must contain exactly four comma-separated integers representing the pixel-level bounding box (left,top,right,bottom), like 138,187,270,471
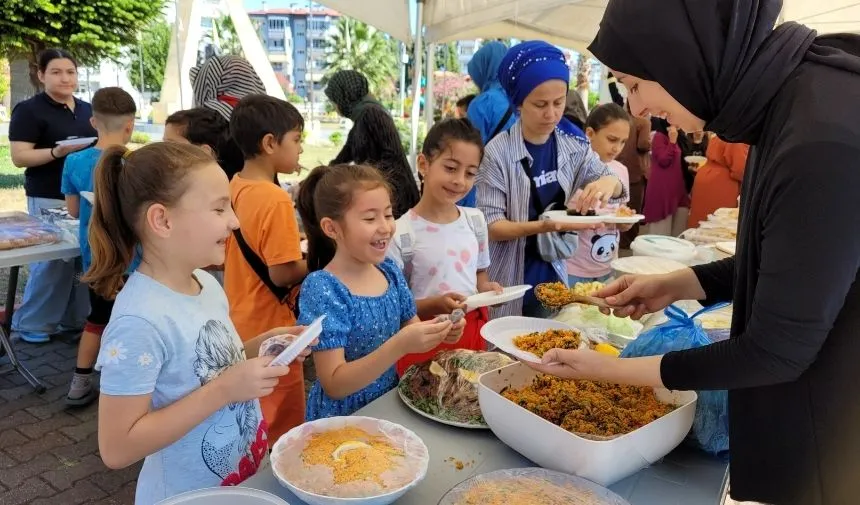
296,164,465,420
87,142,312,504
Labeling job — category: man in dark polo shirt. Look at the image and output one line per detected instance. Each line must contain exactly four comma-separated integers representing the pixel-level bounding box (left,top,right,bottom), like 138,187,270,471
8,48,96,343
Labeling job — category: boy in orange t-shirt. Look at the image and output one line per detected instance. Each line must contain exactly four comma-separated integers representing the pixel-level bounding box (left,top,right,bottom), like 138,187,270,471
225,95,309,441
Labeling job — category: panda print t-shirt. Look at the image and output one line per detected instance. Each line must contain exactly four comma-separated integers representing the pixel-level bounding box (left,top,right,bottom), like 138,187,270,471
566,160,630,279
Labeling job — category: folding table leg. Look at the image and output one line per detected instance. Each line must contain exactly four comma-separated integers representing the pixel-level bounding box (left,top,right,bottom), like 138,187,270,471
0,266,47,393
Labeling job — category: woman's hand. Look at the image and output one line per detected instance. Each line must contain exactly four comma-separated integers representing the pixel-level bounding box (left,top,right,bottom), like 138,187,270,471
596,270,705,320
53,142,90,158
576,176,621,213
215,356,292,403
394,319,452,355
526,348,616,380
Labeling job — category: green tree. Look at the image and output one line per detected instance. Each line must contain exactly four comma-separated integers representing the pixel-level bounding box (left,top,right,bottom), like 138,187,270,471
435,42,460,74
0,0,164,89
213,15,243,57
0,59,9,101
325,17,398,99
126,19,170,101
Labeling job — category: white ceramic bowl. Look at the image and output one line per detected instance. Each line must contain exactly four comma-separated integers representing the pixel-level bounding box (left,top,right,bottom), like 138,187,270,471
611,256,689,277
478,362,697,486
271,416,429,505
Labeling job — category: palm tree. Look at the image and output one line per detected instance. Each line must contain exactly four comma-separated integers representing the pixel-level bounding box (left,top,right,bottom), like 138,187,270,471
325,18,398,99
212,15,243,57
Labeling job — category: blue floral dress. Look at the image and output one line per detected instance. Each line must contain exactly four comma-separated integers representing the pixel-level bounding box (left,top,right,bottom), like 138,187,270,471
298,258,417,420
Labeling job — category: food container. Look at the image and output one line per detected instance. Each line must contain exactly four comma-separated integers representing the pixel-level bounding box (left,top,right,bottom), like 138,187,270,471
271,416,429,505
630,235,697,263
155,487,289,504
478,362,697,486
611,256,688,277
438,467,630,505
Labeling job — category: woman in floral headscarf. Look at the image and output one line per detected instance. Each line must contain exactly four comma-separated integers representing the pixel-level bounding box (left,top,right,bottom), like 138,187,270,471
325,70,419,219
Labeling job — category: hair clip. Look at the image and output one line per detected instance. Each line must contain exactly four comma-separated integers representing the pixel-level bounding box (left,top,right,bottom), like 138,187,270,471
122,149,132,160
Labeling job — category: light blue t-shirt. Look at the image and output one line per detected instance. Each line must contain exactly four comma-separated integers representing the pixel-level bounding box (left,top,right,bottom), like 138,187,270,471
61,146,142,272
96,270,268,505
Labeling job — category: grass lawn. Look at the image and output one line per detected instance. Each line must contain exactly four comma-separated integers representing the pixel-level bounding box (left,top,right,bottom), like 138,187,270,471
0,142,341,213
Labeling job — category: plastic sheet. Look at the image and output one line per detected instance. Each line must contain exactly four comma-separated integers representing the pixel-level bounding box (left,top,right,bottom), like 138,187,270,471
271,416,428,500
620,304,730,456
0,212,62,251
399,350,512,426
438,467,630,505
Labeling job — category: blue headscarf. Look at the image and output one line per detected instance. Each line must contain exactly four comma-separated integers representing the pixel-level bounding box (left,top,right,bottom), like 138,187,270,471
468,41,507,92
498,40,585,139
498,40,570,106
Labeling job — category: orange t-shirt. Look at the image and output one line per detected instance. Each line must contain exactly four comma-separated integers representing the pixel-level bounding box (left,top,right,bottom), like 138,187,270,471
224,176,305,440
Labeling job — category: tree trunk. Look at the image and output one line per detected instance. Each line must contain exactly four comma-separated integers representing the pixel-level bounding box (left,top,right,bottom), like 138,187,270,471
27,41,47,92
576,55,591,111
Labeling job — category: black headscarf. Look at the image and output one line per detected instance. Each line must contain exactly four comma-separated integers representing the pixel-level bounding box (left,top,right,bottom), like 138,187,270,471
588,0,860,144
324,70,380,121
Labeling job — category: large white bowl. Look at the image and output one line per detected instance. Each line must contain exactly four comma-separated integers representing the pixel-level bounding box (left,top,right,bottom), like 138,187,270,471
271,416,429,505
478,362,697,486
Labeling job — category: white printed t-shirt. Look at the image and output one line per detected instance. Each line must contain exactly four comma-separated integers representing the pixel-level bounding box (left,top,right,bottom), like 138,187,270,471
387,208,491,300
96,270,268,505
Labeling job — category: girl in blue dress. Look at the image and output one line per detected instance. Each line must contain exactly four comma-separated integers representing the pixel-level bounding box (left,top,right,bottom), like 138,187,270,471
296,164,466,420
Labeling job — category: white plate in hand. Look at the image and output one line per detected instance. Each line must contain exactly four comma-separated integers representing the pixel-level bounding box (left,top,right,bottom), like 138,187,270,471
542,210,605,224
595,210,646,224
480,316,584,364
80,191,95,204
56,137,97,147
268,315,325,367
464,285,531,310
715,241,736,255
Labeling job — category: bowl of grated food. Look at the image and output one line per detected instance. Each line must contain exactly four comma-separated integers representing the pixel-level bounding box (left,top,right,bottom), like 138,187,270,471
271,416,429,505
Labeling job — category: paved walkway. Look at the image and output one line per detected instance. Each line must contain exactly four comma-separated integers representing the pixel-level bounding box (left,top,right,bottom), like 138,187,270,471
0,335,140,504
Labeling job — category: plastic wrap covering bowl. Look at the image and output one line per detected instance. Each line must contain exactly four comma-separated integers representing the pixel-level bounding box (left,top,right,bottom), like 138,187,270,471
478,362,696,486
271,416,429,505
155,487,290,504
438,467,630,505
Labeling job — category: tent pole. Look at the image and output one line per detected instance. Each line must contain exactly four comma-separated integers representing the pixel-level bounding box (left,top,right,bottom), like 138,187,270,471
409,0,425,173
424,43,436,129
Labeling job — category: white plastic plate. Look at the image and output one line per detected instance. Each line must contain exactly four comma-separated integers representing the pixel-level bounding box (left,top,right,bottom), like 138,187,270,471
268,315,325,367
464,284,530,310
715,241,736,256
541,210,604,224
80,191,94,204
480,316,584,364
685,155,707,165
56,137,97,147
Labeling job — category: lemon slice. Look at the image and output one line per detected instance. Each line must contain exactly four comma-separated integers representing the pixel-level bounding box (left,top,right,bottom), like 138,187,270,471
332,441,372,461
429,360,448,377
458,368,480,383
594,343,621,357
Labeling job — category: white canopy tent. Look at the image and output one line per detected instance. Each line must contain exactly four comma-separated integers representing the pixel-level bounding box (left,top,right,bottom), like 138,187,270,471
314,0,860,164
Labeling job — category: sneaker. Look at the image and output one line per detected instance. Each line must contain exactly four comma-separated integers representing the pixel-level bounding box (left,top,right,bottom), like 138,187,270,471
13,331,50,344
65,373,98,407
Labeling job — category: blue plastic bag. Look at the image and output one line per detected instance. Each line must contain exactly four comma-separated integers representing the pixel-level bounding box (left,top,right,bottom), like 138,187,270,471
620,304,730,457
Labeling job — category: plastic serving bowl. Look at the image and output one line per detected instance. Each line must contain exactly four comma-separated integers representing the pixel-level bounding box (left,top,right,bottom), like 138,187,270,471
478,362,697,486
271,416,429,505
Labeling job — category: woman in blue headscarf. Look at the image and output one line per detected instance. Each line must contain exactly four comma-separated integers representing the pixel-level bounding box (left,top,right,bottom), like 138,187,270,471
456,41,517,207
476,40,627,318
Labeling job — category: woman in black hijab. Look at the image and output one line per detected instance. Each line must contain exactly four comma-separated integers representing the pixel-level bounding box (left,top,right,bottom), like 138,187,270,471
325,70,420,218
529,1,860,504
